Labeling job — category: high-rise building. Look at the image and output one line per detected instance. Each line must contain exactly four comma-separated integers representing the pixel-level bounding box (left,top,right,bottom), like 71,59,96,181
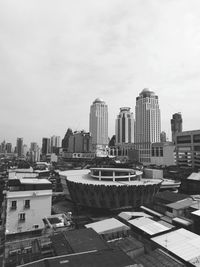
89,98,108,147
135,89,161,163
171,112,182,143
68,131,92,153
62,128,73,151
42,138,51,155
16,138,23,157
115,107,134,145
30,142,40,162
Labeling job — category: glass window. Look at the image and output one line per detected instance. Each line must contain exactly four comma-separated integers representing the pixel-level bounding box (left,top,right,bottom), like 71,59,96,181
11,200,17,210
19,213,25,222
24,200,30,209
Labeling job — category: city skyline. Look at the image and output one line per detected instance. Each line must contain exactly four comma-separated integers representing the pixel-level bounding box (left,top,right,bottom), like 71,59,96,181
1,0,200,145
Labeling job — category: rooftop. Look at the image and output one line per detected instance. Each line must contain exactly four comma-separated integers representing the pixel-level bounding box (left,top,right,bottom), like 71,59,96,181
128,217,173,236
155,191,190,203
151,228,200,266
85,218,130,234
166,198,195,210
187,172,200,181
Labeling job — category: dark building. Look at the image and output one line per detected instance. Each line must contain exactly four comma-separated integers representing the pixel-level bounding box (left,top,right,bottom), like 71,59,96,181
171,113,182,143
160,131,167,143
6,143,12,153
62,128,73,151
41,138,50,155
16,138,23,157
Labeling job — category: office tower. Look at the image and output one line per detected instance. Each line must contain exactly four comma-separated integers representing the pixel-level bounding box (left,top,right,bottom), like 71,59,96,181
42,138,51,155
16,138,23,157
23,144,28,157
89,98,108,146
30,142,40,162
160,131,167,143
0,140,6,153
135,88,161,163
171,112,182,143
115,107,134,145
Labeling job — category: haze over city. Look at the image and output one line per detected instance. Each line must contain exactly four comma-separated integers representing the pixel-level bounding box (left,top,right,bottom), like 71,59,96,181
1,0,200,145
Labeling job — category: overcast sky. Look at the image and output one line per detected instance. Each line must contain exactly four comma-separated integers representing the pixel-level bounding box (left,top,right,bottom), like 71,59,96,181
1,0,200,146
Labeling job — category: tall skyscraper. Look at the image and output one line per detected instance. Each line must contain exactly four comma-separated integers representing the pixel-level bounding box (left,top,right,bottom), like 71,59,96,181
171,112,182,143
89,98,108,146
115,107,134,145
16,138,23,157
50,135,61,153
135,88,161,163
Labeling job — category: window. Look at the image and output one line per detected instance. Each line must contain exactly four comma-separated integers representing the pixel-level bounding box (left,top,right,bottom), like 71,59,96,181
34,225,39,229
24,200,30,209
19,213,25,222
11,201,17,210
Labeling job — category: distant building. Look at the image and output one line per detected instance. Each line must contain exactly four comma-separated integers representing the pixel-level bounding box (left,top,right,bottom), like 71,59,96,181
50,135,61,153
68,131,92,153
160,131,167,143
171,113,182,143
89,98,108,156
30,142,40,162
5,177,52,235
134,89,161,164
151,142,175,166
6,142,12,153
42,137,51,155
62,128,73,151
175,130,200,169
115,107,134,145
16,138,23,157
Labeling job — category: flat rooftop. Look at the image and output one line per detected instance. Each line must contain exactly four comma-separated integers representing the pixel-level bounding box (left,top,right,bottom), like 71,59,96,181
128,217,173,236
85,218,130,234
152,228,200,266
59,169,161,186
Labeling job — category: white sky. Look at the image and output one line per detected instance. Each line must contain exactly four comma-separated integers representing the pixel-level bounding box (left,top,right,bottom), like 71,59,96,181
1,0,200,146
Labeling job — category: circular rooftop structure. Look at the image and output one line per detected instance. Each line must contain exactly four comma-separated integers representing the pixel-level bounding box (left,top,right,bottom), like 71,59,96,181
60,168,162,210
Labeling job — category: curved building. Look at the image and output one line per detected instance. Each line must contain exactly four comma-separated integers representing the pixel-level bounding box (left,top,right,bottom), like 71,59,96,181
60,168,162,210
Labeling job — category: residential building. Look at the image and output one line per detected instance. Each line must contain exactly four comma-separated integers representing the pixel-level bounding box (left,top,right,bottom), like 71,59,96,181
16,137,23,157
134,89,161,164
5,177,52,235
89,98,108,156
171,112,182,143
175,130,200,169
151,142,175,166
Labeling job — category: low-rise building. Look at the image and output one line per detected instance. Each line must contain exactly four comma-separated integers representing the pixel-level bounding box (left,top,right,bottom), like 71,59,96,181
5,177,52,235
151,142,175,166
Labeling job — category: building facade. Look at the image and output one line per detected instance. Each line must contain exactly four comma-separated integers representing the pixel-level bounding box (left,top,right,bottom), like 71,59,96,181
151,142,175,166
5,178,52,235
42,138,51,155
115,107,134,145
134,89,161,164
171,113,182,143
68,131,92,153
50,135,61,153
175,130,200,169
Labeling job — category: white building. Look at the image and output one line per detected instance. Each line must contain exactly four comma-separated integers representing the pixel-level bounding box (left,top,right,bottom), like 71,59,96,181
5,177,52,235
135,89,161,164
89,98,108,155
115,107,134,145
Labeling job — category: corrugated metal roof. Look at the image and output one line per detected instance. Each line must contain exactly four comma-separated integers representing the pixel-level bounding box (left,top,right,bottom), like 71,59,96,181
166,198,195,210
151,228,200,265
85,218,130,234
128,217,171,236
